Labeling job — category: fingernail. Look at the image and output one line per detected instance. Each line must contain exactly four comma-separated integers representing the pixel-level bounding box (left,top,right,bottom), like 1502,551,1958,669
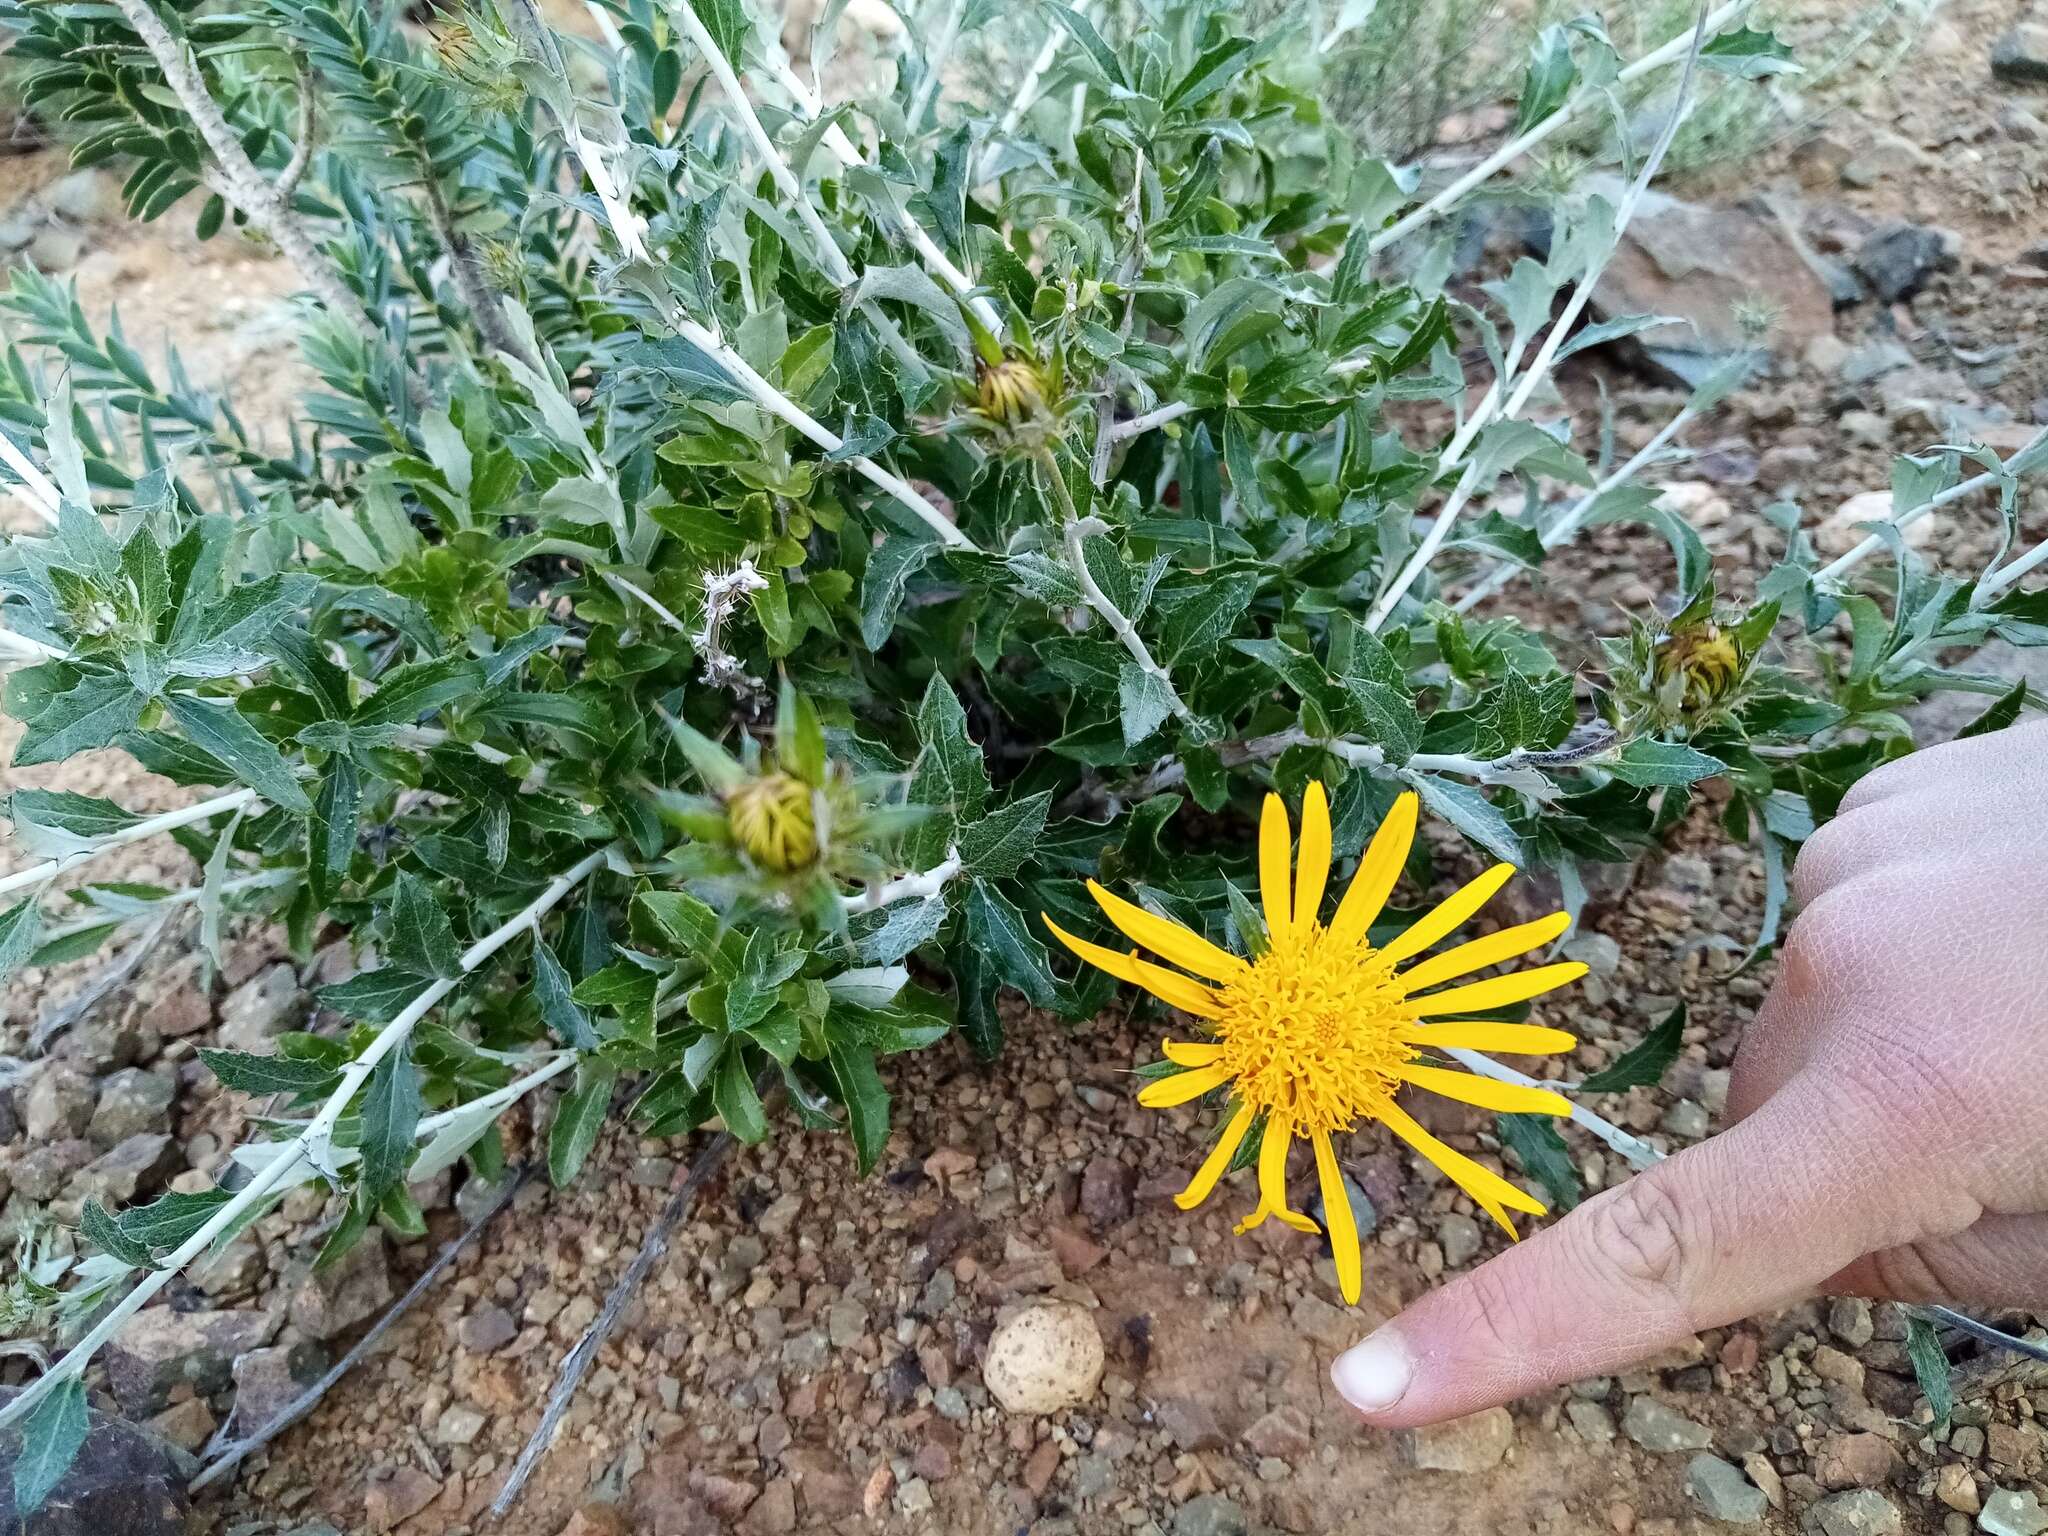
1331,1328,1412,1414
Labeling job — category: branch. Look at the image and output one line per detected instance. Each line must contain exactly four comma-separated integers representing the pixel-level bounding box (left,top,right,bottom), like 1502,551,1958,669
1977,532,2048,605
761,58,1000,333
276,58,316,201
491,1108,754,1516
1090,152,1148,488
839,848,962,912
1364,0,1757,258
511,21,977,551
0,429,64,526
108,0,378,343
1042,463,1197,734
975,0,1089,183
1816,423,2048,585
416,165,535,366
904,0,965,134
0,785,263,900
190,1165,532,1492
1453,404,1700,613
0,845,614,1437
1365,1,1712,634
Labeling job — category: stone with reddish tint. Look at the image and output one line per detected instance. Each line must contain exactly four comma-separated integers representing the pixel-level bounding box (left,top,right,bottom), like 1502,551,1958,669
1402,1407,1515,1473
1079,1156,1134,1229
363,1465,440,1533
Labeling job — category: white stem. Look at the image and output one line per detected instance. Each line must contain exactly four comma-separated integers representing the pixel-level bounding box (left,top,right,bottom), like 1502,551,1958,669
762,58,1000,332
0,432,62,525
977,0,1086,181
37,869,291,942
0,628,68,660
529,40,977,551
1108,400,1194,443
1444,1047,1663,1170
668,0,861,292
415,1050,575,1136
1366,6,1708,635
1057,503,1196,730
1454,405,1699,613
1978,533,2048,604
1365,0,1757,257
0,846,613,1433
839,847,962,912
582,0,624,51
0,786,262,901
1817,424,2048,585
904,0,965,133
603,572,689,633
676,314,970,547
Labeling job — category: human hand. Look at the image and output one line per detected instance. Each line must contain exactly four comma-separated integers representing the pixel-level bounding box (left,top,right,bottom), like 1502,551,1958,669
1330,720,2048,1425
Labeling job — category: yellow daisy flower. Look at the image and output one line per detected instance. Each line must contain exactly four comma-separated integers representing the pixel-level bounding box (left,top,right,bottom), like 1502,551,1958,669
1044,783,1584,1305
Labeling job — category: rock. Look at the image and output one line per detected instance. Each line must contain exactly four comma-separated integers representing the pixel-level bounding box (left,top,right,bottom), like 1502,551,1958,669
1854,222,1956,304
556,1506,630,1536
458,1304,517,1352
1981,1489,2048,1536
432,1404,486,1446
1402,1406,1515,1473
229,1342,326,1432
1812,1489,1903,1536
190,1237,264,1301
1622,1396,1712,1453
1155,1396,1228,1452
1756,443,1822,491
739,1477,796,1534
781,1446,857,1520
1046,1225,1108,1277
1687,1454,1768,1524
1566,1400,1617,1444
1436,1212,1481,1268
756,1192,802,1238
1826,1302,1874,1356
1079,1156,1134,1229
217,963,300,1052
982,1299,1104,1414
1173,1493,1250,1536
71,1133,177,1205
287,1231,391,1340
0,1389,184,1536
825,1298,866,1349
363,1465,440,1533
24,1067,95,1140
46,170,123,224
1936,1463,1980,1516
1583,180,1834,378
27,227,83,271
85,1070,175,1147
144,1398,216,1454
894,1475,932,1515
104,1307,280,1417
1660,1099,1710,1140
1810,1346,1866,1394
1991,23,2048,85
1242,1405,1313,1462
1562,931,1621,977
7,1139,94,1201
1818,490,1934,558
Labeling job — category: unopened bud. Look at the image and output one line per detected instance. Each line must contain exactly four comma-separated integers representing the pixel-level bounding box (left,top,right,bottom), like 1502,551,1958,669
726,772,818,872
1656,622,1740,710
977,356,1046,425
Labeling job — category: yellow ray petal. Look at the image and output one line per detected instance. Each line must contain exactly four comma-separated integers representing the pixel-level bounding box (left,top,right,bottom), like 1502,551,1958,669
1162,1038,1225,1067
1395,911,1572,995
1380,1099,1546,1228
1328,791,1419,946
1259,792,1292,941
1137,1062,1233,1108
1400,1021,1577,1054
1086,881,1246,982
1176,1100,1256,1210
1313,1130,1362,1305
1294,781,1332,931
1405,961,1588,1019
1043,916,1222,1019
1398,1063,1571,1117
1242,1110,1319,1233
1376,862,1516,966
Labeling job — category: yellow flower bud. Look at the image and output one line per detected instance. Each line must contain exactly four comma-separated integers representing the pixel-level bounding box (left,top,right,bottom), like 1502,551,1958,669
726,773,819,872
976,356,1046,425
1656,622,1741,710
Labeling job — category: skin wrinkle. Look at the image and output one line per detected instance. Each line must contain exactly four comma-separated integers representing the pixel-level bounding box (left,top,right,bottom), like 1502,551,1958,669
1334,721,2048,1429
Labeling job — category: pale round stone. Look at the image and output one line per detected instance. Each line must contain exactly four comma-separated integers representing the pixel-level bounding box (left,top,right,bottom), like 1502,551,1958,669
982,1299,1104,1414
